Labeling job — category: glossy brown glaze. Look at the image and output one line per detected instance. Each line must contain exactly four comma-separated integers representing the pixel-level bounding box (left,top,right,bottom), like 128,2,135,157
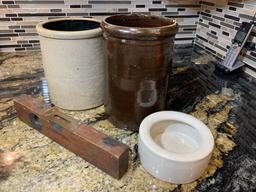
101,14,178,131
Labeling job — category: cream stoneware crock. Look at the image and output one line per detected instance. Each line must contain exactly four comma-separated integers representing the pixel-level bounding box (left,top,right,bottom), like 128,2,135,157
36,18,104,110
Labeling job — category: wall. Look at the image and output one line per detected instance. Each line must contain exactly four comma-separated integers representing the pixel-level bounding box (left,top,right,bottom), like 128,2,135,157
1,0,255,73
195,0,256,71
0,0,200,52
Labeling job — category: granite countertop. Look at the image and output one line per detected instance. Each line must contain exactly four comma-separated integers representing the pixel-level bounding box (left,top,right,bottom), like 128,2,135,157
0,46,256,192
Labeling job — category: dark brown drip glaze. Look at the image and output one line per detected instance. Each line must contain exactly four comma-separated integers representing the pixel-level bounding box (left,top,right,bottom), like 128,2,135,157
101,14,178,131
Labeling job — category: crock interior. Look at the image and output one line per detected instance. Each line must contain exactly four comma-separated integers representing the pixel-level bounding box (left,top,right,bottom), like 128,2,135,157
42,20,100,31
105,14,174,28
150,120,202,154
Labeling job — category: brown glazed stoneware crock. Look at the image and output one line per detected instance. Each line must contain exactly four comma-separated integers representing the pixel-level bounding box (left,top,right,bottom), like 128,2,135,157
101,14,178,131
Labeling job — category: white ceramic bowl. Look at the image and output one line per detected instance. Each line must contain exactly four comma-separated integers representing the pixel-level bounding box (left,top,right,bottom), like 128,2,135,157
138,111,214,184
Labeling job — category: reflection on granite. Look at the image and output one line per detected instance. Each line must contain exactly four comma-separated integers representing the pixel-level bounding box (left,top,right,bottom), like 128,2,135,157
170,46,256,192
0,52,42,80
0,45,256,192
0,52,43,128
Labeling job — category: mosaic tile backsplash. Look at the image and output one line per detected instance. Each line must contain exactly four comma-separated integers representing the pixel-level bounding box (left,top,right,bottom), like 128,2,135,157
0,0,200,52
195,0,256,71
0,0,255,71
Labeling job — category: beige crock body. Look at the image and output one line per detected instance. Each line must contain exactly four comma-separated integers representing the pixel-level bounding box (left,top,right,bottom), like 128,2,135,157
36,18,104,110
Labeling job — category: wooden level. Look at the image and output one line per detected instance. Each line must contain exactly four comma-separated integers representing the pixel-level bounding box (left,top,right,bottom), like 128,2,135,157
13,94,129,179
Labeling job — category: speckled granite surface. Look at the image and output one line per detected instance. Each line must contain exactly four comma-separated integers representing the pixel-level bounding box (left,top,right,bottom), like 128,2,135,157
0,46,255,192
